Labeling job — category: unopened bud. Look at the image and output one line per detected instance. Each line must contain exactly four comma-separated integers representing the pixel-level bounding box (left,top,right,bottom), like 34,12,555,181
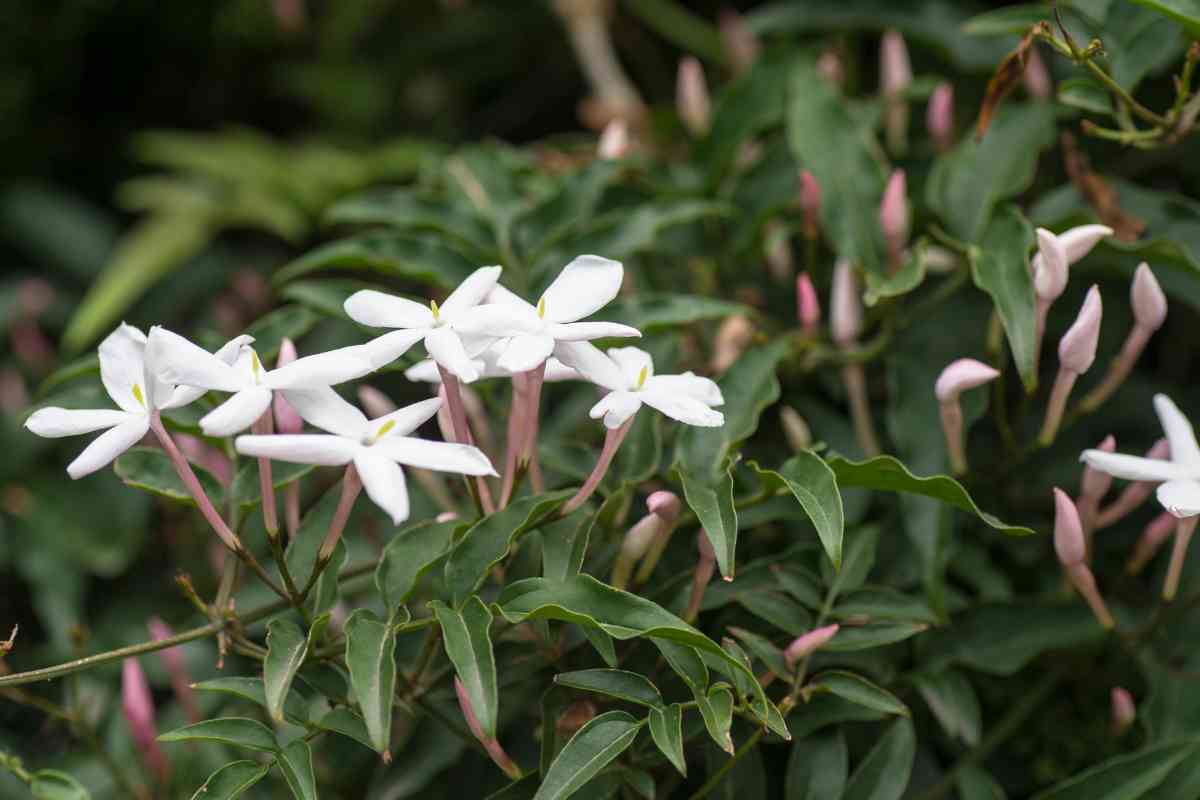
880,30,912,96
780,406,813,452
436,511,459,523
1131,263,1167,331
597,119,630,159
880,169,909,256
613,513,662,589
1110,687,1136,736
632,491,683,586
273,339,304,434
17,278,55,317
927,82,955,151
677,57,711,137
1128,511,1176,574
935,359,999,404
1058,224,1113,264
719,9,760,76
148,617,199,723
783,624,839,669
1058,286,1102,374
799,170,821,237
711,315,754,373
1080,435,1116,502
797,272,821,335
1053,488,1086,566
764,221,794,283
123,658,170,783
1023,47,1052,101
358,385,398,418
924,245,960,274
1034,229,1069,302
830,259,862,347
647,490,681,521
816,50,844,86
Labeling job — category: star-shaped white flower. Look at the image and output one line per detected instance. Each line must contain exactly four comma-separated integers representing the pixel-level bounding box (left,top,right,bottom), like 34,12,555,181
146,327,376,437
456,256,641,374
25,324,247,478
1081,394,1200,518
345,266,503,383
235,390,497,524
403,342,580,384
564,343,724,429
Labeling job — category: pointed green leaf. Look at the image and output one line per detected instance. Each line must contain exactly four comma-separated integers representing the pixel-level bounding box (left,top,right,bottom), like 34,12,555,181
533,711,642,800
696,685,735,754
969,205,1038,391
230,461,316,511
822,622,926,651
114,447,223,507
30,770,91,800
1032,740,1200,800
649,704,687,777
315,706,373,751
808,671,909,717
542,515,593,583
678,463,739,579
191,676,308,724
752,453,844,570
432,596,499,739
376,518,459,609
863,241,931,306
554,669,662,708
189,761,269,800
159,717,278,752
275,231,476,287
277,739,318,800
1128,1,1200,36
842,718,916,800
785,730,847,800
344,609,397,757
264,614,328,722
913,669,982,746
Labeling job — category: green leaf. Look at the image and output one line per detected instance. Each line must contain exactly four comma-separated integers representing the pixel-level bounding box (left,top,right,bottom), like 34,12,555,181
277,739,318,800
114,447,223,506
264,614,328,722
786,57,885,273
376,518,459,609
30,770,91,800
827,526,880,599
278,279,370,320
554,669,663,708
956,766,1007,800
808,671,909,717
432,596,499,738
785,730,847,800
842,718,916,800
616,411,662,486
927,103,1056,243
542,515,594,583
1058,78,1115,116
752,453,844,570
191,676,308,723
315,706,373,751
728,627,790,680
324,187,494,256
822,622,926,651
700,53,793,178
828,454,1034,535
241,306,320,363
276,231,476,288
517,160,623,260
696,685,735,754
159,717,278,752
969,205,1038,390
912,670,982,746
231,461,316,512
677,463,739,580
1128,0,1200,36
736,591,813,636
444,489,574,604
344,609,398,757
1032,740,1200,800
603,294,750,333
834,588,939,625
533,711,642,800
963,4,1055,35
648,704,687,777
789,694,888,740
863,241,931,306
188,761,269,800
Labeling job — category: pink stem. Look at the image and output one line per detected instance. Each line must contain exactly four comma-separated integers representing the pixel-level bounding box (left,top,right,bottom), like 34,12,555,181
252,411,279,538
1095,481,1157,529
1163,516,1198,601
1033,296,1051,375
523,363,547,493
1079,325,1151,413
437,366,496,514
500,373,529,507
938,400,965,475
318,465,362,566
1066,563,1115,629
1038,367,1078,445
842,363,880,457
284,483,301,542
562,418,633,516
684,553,716,623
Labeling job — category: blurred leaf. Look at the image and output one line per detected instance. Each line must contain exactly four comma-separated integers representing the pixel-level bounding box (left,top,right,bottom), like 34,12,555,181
345,608,398,757
276,231,477,288
737,590,813,636
1101,1,1183,90
0,183,117,279
963,4,1055,35
188,760,269,800
534,711,642,800
785,730,847,800
863,241,931,306
823,622,927,651
376,518,458,609
231,460,315,511
834,588,939,625
554,669,663,708
325,187,495,257
808,670,909,717
542,514,593,583
432,596,499,738
114,447,223,507
971,205,1038,390
752,453,845,570
728,626,790,679
1031,740,1200,800
278,738,318,800
700,53,794,178
517,160,622,260
678,463,738,579
1058,78,1115,116
604,294,750,333
315,706,373,751
192,676,309,724
1128,0,1200,36
278,279,371,320
29,770,91,800
242,305,321,363
842,718,916,800
912,669,982,746
264,614,328,723
616,411,662,486
158,717,278,752
789,694,890,739
649,703,687,777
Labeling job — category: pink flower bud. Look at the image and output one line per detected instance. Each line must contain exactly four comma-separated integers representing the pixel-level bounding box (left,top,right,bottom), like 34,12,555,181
436,511,459,523
926,82,955,151
677,57,711,137
783,624,839,669
147,617,199,723
647,490,681,521
620,515,660,563
780,406,812,452
719,9,760,76
1034,228,1069,302
1128,511,1176,574
358,385,398,418
797,272,821,335
1058,224,1113,263
1023,47,1052,101
799,170,822,235
830,258,862,347
880,30,912,96
1053,488,1086,566
597,119,629,159
17,278,55,317
1058,286,1102,374
272,338,304,434
1080,435,1116,501
934,358,999,404
816,50,845,86
711,314,754,373
1131,263,1167,331
123,658,170,783
879,169,909,250
1111,687,1136,735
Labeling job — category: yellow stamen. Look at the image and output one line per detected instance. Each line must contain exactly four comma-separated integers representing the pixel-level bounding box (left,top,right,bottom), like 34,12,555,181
251,350,262,377
636,366,648,390
370,419,396,444
132,383,145,408
537,296,546,319
431,299,441,321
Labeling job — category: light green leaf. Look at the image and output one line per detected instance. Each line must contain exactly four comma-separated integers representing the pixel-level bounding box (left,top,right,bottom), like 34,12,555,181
1128,0,1200,36
649,704,687,777
231,461,316,512
785,730,847,800
344,609,398,757
432,596,499,738
962,4,1055,35
114,447,223,507
30,770,91,800
677,463,739,580
188,761,269,800
376,518,459,609
808,671,909,717
159,717,278,752
191,676,308,724
275,231,477,288
913,669,982,746
604,294,750,333
264,614,328,722
533,711,642,800
1032,740,1200,800
554,669,663,708
969,205,1038,390
752,453,844,570
324,187,494,256
842,718,916,800
241,306,320,363
863,241,931,306
277,739,318,800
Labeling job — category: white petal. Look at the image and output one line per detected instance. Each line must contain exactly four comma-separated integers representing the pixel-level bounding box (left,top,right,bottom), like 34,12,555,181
146,326,248,394
1060,224,1113,264
441,266,503,319
236,434,359,466
1157,479,1200,518
460,331,498,358
1154,394,1200,469
344,290,435,329
544,358,581,382
552,341,624,390
1080,450,1186,482
549,322,642,342
485,282,533,308
361,329,427,370
266,346,375,389
67,416,150,479
645,373,724,406
641,389,725,427
99,324,149,413
607,347,653,387
26,407,134,438
374,437,498,476
200,388,274,437
354,451,410,525
280,387,370,438
496,334,556,373
372,397,444,437
589,391,643,429
156,334,254,410
539,255,624,323
425,327,481,383
404,360,443,383
453,303,543,338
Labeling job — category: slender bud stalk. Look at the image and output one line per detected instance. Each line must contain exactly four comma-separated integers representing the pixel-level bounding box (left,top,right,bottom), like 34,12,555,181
500,373,529,507
1127,511,1176,574
1079,264,1167,412
317,465,362,567
251,410,279,539
562,417,634,515
843,364,881,457
1163,515,1198,601
1066,562,1115,629
122,658,170,785
935,359,1000,475
799,170,821,240
1039,286,1102,445
523,363,547,493
437,366,496,514
1095,439,1170,529
1111,687,1136,737
684,532,717,623
1054,489,1115,629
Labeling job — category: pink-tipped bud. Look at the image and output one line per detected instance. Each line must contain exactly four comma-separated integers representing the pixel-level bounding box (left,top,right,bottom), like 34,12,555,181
1059,224,1113,263
1059,286,1103,374
711,314,754,373
1111,687,1136,735
647,490,681,522
123,658,170,783
677,57,711,137
1023,47,1052,101
597,119,630,159
799,170,822,236
830,258,863,347
147,617,199,723
1148,437,1171,461
1081,436,1116,501
358,385,398,419
816,50,844,86
1034,229,1069,302
797,272,821,335
879,169,910,249
927,83,955,151
436,511,459,523
1053,488,1086,566
880,30,912,96
1131,263,1167,331
720,9,760,76
780,406,812,452
272,338,304,434
934,358,999,404
620,515,660,563
783,624,839,669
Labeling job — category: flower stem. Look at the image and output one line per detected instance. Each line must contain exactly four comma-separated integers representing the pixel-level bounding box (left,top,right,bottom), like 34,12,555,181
1038,368,1078,446
500,372,529,507
562,417,633,515
842,363,881,457
309,465,362,592
523,363,547,493
437,366,495,514
251,412,279,539
1078,325,1150,413
939,400,967,476
1164,516,1198,601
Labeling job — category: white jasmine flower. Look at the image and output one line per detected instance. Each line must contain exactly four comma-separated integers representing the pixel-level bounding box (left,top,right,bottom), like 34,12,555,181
344,266,503,383
235,390,497,524
146,327,375,437
1081,394,1200,518
403,346,580,384
25,324,247,478
456,256,641,374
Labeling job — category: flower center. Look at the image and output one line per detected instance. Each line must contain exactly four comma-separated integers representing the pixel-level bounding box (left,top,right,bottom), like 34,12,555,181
369,419,396,444
132,383,146,409
537,296,546,319
636,366,648,390
251,349,262,383
430,299,441,322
